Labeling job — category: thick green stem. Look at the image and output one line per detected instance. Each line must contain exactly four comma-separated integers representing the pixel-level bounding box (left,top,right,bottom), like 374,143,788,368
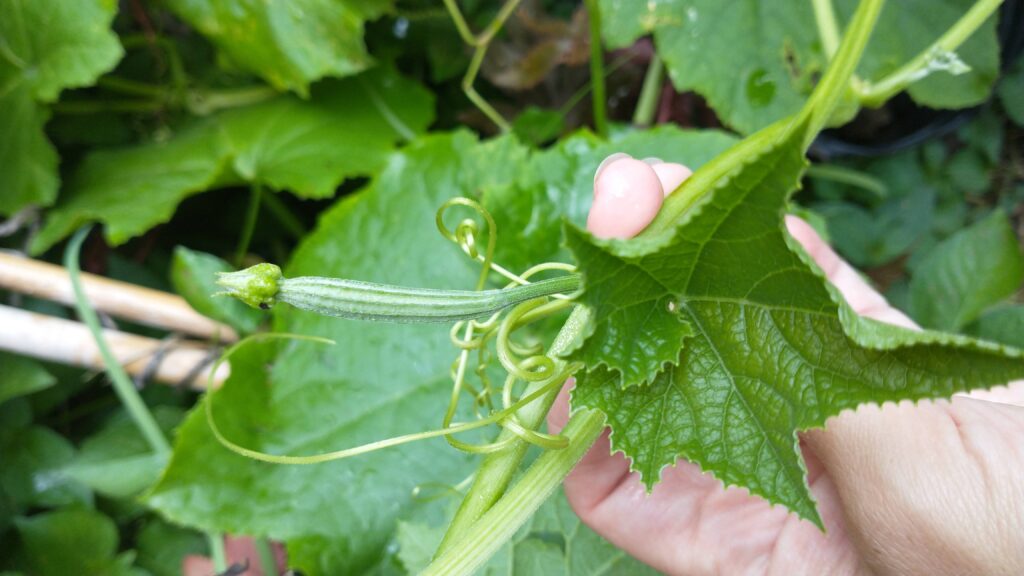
260,192,307,240
812,0,842,60
255,537,279,576
65,227,170,455
856,0,1003,107
807,163,888,199
585,0,608,138
644,0,884,237
633,54,664,127
436,307,590,554
234,183,263,267
208,533,227,573
424,407,607,576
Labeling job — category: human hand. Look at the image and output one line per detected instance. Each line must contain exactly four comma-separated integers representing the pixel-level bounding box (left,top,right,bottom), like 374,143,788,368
548,155,1024,576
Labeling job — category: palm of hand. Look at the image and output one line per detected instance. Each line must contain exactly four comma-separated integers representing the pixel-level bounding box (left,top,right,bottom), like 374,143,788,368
551,158,1024,576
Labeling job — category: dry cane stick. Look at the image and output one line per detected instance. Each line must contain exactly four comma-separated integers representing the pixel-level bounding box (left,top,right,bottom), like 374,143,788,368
0,251,238,341
0,304,227,388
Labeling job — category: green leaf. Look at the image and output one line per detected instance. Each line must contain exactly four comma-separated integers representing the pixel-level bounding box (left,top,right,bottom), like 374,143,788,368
0,426,91,510
909,210,1024,331
135,517,208,576
396,490,658,576
163,0,391,94
998,55,1024,127
65,407,182,499
569,118,1024,525
0,85,59,217
32,67,433,253
31,121,229,253
0,353,55,405
0,0,122,216
171,247,263,334
217,67,434,198
147,132,530,575
965,305,1024,349
0,0,122,102
13,507,121,576
599,0,999,133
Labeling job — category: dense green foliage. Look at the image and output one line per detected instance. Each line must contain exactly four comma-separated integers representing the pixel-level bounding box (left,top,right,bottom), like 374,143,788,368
1,0,1021,574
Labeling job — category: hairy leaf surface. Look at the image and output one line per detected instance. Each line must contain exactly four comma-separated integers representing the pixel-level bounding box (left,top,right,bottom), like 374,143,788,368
568,118,1024,524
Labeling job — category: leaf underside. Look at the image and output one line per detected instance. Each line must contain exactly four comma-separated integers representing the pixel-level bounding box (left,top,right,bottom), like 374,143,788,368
568,117,1024,525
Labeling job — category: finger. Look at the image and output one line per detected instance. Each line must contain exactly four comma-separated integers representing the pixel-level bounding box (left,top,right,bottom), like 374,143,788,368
587,156,665,239
784,215,917,329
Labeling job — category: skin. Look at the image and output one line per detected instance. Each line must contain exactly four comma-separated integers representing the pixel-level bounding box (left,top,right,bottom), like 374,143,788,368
549,158,1024,576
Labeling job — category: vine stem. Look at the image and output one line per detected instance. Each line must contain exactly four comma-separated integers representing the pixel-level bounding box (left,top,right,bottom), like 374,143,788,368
443,0,522,132
255,537,279,576
585,0,608,137
423,407,606,576
65,227,171,454
435,306,590,553
235,183,263,267
208,533,227,573
812,0,841,60
855,0,1004,107
632,53,664,127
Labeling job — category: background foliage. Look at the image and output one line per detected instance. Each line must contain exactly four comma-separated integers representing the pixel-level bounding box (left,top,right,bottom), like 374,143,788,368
0,0,1021,574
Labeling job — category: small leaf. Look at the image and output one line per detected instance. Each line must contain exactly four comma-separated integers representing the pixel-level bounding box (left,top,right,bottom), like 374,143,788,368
163,0,391,94
1000,56,1024,127
135,517,208,576
965,305,1024,349
171,247,263,334
0,426,91,510
13,507,120,576
0,353,55,405
65,407,182,498
909,210,1024,331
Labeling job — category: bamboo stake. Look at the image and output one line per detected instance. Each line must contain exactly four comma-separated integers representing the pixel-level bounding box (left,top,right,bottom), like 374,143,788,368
0,251,238,341
0,304,227,388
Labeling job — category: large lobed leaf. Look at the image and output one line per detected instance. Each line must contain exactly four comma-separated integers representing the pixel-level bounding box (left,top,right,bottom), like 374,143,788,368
567,115,1024,525
147,125,736,574
164,0,391,95
0,0,123,216
147,132,528,574
599,0,999,133
31,67,433,253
